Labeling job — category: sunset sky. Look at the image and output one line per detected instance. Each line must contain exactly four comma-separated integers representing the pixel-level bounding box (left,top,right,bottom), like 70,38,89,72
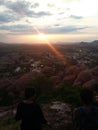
0,0,98,43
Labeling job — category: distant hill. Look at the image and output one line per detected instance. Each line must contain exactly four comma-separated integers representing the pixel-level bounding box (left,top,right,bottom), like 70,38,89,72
91,40,98,45
0,42,9,47
79,40,98,46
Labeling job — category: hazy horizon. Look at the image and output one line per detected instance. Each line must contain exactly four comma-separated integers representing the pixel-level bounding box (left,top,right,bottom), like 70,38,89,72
0,39,98,45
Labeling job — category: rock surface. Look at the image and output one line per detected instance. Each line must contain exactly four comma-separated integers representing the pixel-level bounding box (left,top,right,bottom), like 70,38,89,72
42,101,72,130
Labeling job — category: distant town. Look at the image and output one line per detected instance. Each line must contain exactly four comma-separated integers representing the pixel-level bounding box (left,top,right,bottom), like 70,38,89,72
0,40,98,78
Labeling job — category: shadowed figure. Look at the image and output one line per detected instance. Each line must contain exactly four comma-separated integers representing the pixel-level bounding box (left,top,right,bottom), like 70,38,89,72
15,87,47,130
73,88,98,130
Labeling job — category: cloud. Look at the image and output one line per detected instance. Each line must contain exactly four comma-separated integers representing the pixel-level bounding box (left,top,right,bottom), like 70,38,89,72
34,11,51,17
0,0,5,5
0,24,36,34
54,24,61,27
31,3,39,8
0,0,51,18
70,15,83,19
4,1,35,17
0,11,20,23
0,24,88,34
40,26,88,34
0,13,13,23
47,3,55,7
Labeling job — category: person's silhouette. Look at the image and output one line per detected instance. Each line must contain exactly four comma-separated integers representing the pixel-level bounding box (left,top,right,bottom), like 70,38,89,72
15,87,47,130
73,88,98,130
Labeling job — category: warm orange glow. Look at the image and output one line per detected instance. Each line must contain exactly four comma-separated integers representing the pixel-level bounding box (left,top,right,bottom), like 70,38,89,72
42,38,67,65
37,33,47,39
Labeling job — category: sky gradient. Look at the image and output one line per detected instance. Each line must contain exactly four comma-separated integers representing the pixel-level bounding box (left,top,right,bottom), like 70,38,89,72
0,0,98,43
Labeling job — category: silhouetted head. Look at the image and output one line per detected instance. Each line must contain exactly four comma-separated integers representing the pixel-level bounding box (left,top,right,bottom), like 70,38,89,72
24,87,36,100
80,88,94,105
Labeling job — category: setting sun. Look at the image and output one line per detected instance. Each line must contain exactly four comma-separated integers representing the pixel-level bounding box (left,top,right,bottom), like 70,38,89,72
37,33,47,39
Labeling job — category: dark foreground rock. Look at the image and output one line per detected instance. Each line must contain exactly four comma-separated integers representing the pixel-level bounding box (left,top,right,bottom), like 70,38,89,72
42,101,72,130
0,101,73,130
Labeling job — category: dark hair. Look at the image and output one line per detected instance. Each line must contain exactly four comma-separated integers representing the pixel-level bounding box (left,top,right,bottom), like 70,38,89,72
80,88,94,105
24,87,36,99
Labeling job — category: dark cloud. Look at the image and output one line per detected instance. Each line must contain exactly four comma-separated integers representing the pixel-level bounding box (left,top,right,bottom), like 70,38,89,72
5,1,35,17
31,3,39,8
34,11,51,17
0,24,36,34
0,24,88,34
70,15,83,19
42,26,87,34
0,11,20,23
0,0,51,18
0,13,12,23
0,0,5,5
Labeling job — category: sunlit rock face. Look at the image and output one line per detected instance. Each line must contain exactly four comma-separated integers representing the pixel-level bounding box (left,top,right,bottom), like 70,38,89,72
61,64,98,89
83,79,97,88
66,64,87,76
42,101,72,130
73,70,93,86
63,64,89,86
91,66,98,76
63,75,76,84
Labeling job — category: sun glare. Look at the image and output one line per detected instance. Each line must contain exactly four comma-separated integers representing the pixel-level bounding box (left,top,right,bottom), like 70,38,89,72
37,33,47,39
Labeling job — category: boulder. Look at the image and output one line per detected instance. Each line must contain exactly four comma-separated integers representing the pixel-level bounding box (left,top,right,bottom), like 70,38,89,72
83,79,97,88
91,66,98,76
74,70,93,86
67,64,87,76
63,75,76,84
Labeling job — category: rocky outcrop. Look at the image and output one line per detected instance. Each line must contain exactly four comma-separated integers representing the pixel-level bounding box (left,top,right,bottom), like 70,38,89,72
73,70,93,86
42,101,72,130
83,79,97,88
0,101,72,130
1,64,98,107
62,64,98,89
91,66,98,76
66,64,87,76
63,75,76,84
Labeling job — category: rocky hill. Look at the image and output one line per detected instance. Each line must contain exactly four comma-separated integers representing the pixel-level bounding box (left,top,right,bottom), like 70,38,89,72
0,63,98,108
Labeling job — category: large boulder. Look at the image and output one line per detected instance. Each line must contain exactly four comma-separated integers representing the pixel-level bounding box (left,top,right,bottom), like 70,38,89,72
67,64,87,76
73,70,93,86
63,75,76,84
91,66,98,76
14,71,41,87
83,79,97,88
41,66,55,76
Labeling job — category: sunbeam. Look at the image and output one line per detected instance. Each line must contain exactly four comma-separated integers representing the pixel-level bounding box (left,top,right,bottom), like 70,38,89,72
13,3,68,65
